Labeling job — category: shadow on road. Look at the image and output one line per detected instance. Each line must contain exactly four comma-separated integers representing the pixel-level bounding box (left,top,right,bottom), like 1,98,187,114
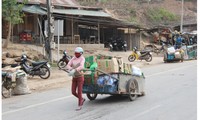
86,95,134,104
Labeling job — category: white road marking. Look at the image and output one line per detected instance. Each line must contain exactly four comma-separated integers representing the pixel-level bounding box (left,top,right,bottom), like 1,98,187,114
2,95,73,115
2,62,196,116
146,64,195,77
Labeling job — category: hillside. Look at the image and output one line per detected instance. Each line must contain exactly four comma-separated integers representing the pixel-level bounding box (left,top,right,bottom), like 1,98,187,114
78,0,197,28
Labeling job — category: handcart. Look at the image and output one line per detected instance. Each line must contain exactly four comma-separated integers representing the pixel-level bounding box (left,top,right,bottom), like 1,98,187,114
184,44,197,60
164,46,184,63
82,69,145,101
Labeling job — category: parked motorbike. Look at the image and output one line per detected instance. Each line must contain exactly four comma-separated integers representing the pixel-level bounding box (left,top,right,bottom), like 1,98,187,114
109,37,127,52
57,50,71,69
19,54,51,79
144,41,169,54
128,47,152,62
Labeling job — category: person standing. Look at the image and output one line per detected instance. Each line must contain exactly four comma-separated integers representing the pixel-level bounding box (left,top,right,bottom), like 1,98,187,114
66,47,85,111
175,33,182,49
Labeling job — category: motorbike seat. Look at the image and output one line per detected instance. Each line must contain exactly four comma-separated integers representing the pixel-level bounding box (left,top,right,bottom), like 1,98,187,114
32,61,47,67
140,50,150,54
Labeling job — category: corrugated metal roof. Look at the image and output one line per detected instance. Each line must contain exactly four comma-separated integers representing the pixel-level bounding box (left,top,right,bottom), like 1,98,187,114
53,9,111,17
22,5,46,15
18,0,79,7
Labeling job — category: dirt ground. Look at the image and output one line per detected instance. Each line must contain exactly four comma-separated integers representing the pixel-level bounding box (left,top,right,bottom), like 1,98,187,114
2,43,164,94
27,53,164,93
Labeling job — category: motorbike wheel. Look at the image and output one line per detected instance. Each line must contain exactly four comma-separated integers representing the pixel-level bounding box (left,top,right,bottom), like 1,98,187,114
2,80,12,98
145,54,152,62
39,65,50,79
128,55,136,62
163,53,167,63
110,47,113,52
57,60,67,69
124,47,127,52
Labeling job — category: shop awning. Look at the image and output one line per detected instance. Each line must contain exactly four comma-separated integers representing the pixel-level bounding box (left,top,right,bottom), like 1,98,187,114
22,5,47,15
53,9,111,17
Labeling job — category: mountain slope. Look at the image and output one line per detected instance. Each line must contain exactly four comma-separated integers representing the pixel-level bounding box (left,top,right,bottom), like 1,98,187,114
78,0,197,28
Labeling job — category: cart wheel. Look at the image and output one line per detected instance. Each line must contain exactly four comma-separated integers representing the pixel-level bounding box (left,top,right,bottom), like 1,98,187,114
181,59,183,62
127,79,138,101
181,56,184,62
86,93,98,101
164,53,167,63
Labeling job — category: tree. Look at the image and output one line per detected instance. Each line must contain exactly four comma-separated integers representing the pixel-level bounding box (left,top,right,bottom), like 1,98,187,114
2,0,27,48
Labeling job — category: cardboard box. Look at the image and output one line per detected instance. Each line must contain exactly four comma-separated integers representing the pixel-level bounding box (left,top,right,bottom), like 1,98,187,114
96,59,106,72
84,72,98,85
97,59,109,73
97,58,120,73
114,57,124,72
175,52,181,58
123,63,132,74
110,58,119,72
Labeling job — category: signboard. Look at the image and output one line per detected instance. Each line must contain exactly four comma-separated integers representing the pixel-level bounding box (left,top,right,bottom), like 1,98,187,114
44,20,64,36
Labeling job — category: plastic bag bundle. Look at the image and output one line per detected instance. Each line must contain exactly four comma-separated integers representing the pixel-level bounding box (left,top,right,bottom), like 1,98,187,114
97,76,104,86
97,75,117,86
68,69,76,76
12,70,31,95
167,47,176,55
175,52,181,58
132,66,142,76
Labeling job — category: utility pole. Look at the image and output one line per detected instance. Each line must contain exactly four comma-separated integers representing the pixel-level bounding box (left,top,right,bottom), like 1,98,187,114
46,0,54,62
180,0,184,32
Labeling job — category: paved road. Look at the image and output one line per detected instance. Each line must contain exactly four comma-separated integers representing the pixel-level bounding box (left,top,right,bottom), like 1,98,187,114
2,60,197,120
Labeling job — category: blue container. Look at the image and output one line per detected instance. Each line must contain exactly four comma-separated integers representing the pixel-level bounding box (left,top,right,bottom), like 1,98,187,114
167,54,175,60
82,84,117,94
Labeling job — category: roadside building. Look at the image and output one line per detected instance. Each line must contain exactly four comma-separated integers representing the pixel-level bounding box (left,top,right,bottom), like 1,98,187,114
2,0,143,51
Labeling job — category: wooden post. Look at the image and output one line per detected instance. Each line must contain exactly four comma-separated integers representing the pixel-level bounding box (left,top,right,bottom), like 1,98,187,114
98,22,100,44
139,30,141,49
71,17,74,44
46,0,53,62
57,20,60,62
11,24,13,43
129,28,131,50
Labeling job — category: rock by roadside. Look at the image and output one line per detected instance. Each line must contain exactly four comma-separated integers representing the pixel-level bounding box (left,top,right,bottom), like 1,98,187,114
2,44,46,65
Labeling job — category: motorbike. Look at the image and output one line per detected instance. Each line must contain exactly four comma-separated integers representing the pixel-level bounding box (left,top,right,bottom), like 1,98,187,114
19,54,51,79
144,41,169,54
109,37,127,52
57,50,71,69
128,47,152,62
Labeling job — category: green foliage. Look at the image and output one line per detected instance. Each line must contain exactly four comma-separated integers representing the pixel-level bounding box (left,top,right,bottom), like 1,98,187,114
2,0,27,24
129,8,136,16
128,8,137,23
99,0,108,2
146,7,177,22
129,16,138,23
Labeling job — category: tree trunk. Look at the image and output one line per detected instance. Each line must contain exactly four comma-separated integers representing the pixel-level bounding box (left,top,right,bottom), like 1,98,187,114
2,21,12,48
